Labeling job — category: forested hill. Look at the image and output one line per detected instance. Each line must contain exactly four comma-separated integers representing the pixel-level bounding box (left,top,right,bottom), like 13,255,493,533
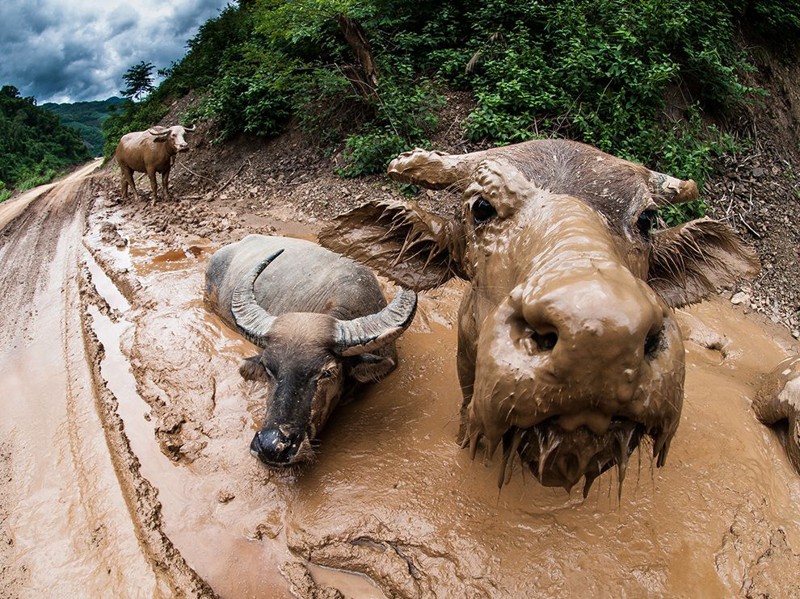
105,0,799,214
42,97,125,156
0,86,90,201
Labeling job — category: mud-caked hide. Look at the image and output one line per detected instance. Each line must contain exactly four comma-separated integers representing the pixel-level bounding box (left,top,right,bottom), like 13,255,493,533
320,139,759,494
205,235,417,468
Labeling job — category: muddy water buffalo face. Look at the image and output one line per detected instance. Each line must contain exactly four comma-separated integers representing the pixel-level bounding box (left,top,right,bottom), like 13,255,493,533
148,125,194,153
231,252,417,468
320,140,759,494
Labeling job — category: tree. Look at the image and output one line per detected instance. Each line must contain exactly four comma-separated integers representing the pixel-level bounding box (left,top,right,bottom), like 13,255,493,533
121,61,156,101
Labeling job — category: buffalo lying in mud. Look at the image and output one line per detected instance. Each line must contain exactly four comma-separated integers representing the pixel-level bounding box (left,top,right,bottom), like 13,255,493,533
205,235,417,468
320,139,760,496
115,124,194,203
754,356,800,475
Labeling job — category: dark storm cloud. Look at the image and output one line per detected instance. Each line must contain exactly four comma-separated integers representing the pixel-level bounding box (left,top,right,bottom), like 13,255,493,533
107,6,139,39
0,0,231,103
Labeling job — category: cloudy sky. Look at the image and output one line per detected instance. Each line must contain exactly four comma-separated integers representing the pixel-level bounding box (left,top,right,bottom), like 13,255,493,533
0,0,232,104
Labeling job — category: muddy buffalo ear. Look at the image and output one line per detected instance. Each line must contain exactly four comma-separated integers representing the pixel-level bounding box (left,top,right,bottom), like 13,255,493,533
387,148,491,191
347,353,397,383
319,200,466,291
239,356,270,382
648,218,760,308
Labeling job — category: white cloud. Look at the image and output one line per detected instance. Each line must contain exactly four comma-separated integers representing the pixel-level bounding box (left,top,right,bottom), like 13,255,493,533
0,0,232,103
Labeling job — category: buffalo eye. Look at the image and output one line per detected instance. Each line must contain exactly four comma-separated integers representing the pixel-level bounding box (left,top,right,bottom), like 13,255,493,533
636,208,658,239
471,196,497,225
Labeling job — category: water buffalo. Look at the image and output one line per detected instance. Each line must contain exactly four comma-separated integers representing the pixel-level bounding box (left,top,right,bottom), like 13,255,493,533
319,139,759,495
205,235,417,467
115,124,194,203
754,356,800,474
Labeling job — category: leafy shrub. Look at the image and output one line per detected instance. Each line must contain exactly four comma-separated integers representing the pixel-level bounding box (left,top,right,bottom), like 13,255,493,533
337,132,407,177
338,73,444,176
295,68,367,147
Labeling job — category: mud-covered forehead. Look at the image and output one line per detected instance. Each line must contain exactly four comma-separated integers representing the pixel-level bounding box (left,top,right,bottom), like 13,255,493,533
258,313,339,369
468,140,654,228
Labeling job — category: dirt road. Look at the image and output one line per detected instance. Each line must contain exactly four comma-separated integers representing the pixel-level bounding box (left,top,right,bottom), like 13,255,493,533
0,166,210,598
1,166,799,598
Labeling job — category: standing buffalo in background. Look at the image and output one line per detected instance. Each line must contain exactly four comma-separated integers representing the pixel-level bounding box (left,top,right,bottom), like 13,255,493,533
205,235,417,468
319,139,759,495
115,125,194,203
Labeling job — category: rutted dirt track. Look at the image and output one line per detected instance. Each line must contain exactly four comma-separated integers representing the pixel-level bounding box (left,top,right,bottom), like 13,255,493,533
2,165,800,598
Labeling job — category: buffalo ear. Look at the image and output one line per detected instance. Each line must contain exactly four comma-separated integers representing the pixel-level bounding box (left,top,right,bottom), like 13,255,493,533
239,356,270,382
347,353,396,383
319,200,466,291
648,218,760,308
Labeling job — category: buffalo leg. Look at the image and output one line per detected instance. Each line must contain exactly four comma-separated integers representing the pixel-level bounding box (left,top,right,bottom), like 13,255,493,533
120,165,138,201
456,334,476,444
147,170,159,205
161,169,171,201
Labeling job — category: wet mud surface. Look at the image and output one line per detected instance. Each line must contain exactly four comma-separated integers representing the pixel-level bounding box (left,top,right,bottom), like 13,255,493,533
2,167,800,597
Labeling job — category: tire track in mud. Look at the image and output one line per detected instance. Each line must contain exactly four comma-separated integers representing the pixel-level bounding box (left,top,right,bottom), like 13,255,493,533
0,170,214,598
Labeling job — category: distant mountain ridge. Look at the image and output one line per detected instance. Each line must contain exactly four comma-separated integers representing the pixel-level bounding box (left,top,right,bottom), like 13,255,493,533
42,97,125,156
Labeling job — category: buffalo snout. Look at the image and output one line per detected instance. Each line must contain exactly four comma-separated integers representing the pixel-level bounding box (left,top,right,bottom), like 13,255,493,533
518,263,667,407
250,426,307,467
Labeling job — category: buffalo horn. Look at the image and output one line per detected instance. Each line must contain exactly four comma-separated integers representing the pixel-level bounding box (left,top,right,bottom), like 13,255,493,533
648,170,699,205
333,288,418,356
184,125,196,132
231,249,285,346
147,126,171,139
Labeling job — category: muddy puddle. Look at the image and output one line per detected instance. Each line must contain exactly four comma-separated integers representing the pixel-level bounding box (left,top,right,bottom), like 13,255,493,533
80,209,800,598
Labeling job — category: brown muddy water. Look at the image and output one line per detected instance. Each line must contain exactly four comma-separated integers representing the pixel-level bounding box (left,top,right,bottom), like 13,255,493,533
81,201,800,598
3,172,799,598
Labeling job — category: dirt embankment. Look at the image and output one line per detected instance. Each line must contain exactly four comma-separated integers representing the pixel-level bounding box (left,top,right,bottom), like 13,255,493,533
704,39,800,337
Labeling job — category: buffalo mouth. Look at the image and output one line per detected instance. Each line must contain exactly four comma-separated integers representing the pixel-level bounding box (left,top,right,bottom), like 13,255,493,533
492,417,668,497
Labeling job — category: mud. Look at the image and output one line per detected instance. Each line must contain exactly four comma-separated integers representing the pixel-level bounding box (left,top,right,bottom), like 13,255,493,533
1,167,800,598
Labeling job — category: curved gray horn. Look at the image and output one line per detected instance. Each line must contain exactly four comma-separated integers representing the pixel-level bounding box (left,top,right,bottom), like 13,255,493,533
333,288,418,357
147,126,169,136
231,249,284,346
183,125,196,132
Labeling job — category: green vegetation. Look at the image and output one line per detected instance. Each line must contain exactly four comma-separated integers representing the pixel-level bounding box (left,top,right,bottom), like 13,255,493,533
42,97,124,156
121,61,156,101
106,0,800,220
0,85,91,201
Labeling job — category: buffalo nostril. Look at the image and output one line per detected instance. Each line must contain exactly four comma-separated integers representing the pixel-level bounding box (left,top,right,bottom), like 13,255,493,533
644,329,663,359
532,330,558,352
251,428,303,466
